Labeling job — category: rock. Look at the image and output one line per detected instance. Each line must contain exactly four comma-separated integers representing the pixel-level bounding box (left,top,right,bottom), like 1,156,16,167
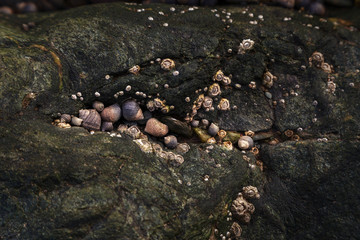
0,2,359,240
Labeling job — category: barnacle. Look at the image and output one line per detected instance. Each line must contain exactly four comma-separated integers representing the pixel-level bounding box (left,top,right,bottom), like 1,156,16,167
194,94,205,109
202,96,213,110
217,130,227,140
321,62,332,73
222,76,231,85
284,129,294,137
238,39,255,54
160,58,175,71
126,125,141,139
146,100,156,112
133,139,153,153
217,98,230,111
242,186,260,199
213,70,225,82
263,71,275,88
221,141,233,150
208,83,221,97
230,222,242,239
207,137,216,144
154,98,166,109
309,51,324,67
250,146,259,155
129,65,140,75
327,80,336,93
245,130,255,137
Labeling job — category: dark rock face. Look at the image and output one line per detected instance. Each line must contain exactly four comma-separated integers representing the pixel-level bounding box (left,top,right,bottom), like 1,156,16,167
0,3,359,239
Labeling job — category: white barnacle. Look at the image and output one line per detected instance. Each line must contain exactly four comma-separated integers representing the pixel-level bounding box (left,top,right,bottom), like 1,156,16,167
238,39,254,54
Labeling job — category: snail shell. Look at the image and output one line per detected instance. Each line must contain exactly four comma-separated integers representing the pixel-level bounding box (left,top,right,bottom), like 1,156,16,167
101,121,113,132
208,123,219,136
60,114,71,123
122,99,144,121
144,118,169,137
71,116,83,126
101,103,121,122
79,109,101,131
164,135,178,149
238,136,254,150
92,101,104,112
201,119,210,127
191,120,200,127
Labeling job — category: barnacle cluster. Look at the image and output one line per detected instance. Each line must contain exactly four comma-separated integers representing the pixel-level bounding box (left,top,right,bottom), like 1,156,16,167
223,186,260,238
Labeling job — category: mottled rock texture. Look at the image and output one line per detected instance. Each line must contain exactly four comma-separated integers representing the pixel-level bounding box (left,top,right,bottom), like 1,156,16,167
0,3,359,240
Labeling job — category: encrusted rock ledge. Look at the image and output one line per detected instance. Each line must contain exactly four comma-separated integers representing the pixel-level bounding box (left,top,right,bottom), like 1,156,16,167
0,2,359,240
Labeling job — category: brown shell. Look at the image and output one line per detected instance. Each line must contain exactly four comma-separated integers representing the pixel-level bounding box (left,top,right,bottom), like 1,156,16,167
79,109,101,131
144,118,169,137
164,135,178,149
93,101,105,112
101,121,113,132
101,103,121,122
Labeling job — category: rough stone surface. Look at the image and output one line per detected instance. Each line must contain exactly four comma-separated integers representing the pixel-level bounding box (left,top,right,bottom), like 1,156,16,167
0,3,359,240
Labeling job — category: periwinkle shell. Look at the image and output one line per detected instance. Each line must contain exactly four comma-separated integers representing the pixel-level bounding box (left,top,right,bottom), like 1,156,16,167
101,103,121,122
122,99,144,121
79,109,101,131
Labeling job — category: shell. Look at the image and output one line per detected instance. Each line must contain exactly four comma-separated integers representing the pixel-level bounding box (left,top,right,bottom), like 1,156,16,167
146,100,156,112
164,135,178,149
133,139,153,153
238,39,255,54
160,58,175,71
191,120,200,127
101,103,121,122
221,141,233,150
217,98,230,111
208,123,219,136
60,114,71,123
208,83,221,97
129,65,140,75
217,130,227,139
117,124,128,133
222,76,231,85
101,121,113,132
122,99,144,121
309,51,324,67
144,118,169,137
242,186,260,199
201,119,210,127
231,194,254,223
93,101,104,112
154,98,165,109
230,222,242,239
321,62,332,73
79,109,101,131
71,116,83,126
238,136,254,150
263,71,275,88
213,70,225,82
126,125,141,139
175,143,190,154
309,2,325,15
202,96,213,109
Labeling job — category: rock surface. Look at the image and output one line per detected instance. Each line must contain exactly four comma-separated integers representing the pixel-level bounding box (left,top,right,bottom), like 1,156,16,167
0,2,359,239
